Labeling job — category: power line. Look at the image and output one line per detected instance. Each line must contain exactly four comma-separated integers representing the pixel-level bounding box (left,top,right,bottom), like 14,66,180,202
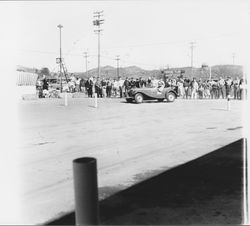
15,32,238,57
14,32,238,58
89,32,238,51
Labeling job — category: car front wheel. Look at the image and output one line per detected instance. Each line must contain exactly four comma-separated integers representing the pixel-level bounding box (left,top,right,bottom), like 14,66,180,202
126,98,133,103
166,92,176,102
135,93,143,104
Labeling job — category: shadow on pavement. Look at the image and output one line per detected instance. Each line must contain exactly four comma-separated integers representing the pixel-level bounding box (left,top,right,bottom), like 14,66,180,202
48,139,244,225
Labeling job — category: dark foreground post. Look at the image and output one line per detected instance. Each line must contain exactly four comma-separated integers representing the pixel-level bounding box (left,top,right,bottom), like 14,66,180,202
73,157,99,225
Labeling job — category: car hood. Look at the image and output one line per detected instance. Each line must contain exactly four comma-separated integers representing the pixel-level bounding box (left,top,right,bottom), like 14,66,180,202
131,87,173,91
131,87,156,91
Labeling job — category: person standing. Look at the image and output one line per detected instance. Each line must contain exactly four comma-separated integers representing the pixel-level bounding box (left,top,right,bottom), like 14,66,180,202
75,77,81,92
225,77,233,98
130,77,136,89
198,82,205,99
177,79,184,98
80,78,86,93
204,80,211,99
95,77,102,98
113,79,119,97
233,77,240,99
183,78,190,99
218,77,225,99
135,78,140,88
36,79,43,98
123,77,130,97
146,77,153,88
191,77,198,99
239,78,246,100
42,77,48,91
86,77,93,98
118,77,124,98
92,76,97,97
210,80,218,99
101,78,107,98
140,77,146,88
85,79,90,97
42,76,49,98
106,78,112,98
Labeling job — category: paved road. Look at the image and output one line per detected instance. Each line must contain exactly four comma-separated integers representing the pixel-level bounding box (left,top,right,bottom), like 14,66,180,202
17,97,243,224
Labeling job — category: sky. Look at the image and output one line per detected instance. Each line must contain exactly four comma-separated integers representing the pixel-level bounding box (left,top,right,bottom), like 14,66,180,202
0,0,250,73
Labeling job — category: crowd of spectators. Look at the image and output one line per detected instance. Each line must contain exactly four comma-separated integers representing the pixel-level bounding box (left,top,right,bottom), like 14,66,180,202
173,76,247,100
36,73,247,100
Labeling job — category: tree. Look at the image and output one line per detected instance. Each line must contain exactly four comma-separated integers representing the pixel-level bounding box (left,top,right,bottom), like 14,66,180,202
40,67,50,76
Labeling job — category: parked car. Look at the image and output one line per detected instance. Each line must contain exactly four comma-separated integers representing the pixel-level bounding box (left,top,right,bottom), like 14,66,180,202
49,80,68,90
126,86,178,104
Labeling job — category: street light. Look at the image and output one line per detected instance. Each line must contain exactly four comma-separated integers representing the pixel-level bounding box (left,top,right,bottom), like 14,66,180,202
57,24,63,92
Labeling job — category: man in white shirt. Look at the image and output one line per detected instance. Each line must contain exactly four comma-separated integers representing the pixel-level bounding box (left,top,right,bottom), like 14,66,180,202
75,78,81,92
157,79,165,94
218,77,226,99
191,77,199,99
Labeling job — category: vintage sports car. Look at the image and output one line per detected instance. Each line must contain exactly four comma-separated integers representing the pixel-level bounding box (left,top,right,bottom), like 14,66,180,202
126,86,178,104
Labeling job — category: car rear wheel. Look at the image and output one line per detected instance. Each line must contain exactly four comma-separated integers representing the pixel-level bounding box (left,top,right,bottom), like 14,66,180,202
166,92,176,102
135,93,143,104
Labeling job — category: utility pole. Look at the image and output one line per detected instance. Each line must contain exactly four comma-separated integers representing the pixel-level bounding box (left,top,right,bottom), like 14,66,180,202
232,53,236,65
57,24,63,92
209,66,212,80
93,11,104,78
190,42,196,77
83,52,89,78
115,55,120,79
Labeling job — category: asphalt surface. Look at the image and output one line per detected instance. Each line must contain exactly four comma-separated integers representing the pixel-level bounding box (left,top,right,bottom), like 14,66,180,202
17,97,243,224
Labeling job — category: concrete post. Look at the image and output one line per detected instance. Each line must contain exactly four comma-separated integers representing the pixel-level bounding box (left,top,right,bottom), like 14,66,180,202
73,157,99,225
65,92,68,106
94,93,98,108
227,95,231,111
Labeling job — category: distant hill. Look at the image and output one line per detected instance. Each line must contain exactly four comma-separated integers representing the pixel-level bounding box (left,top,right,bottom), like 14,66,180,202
211,65,243,80
17,64,243,81
74,64,243,80
74,65,162,80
